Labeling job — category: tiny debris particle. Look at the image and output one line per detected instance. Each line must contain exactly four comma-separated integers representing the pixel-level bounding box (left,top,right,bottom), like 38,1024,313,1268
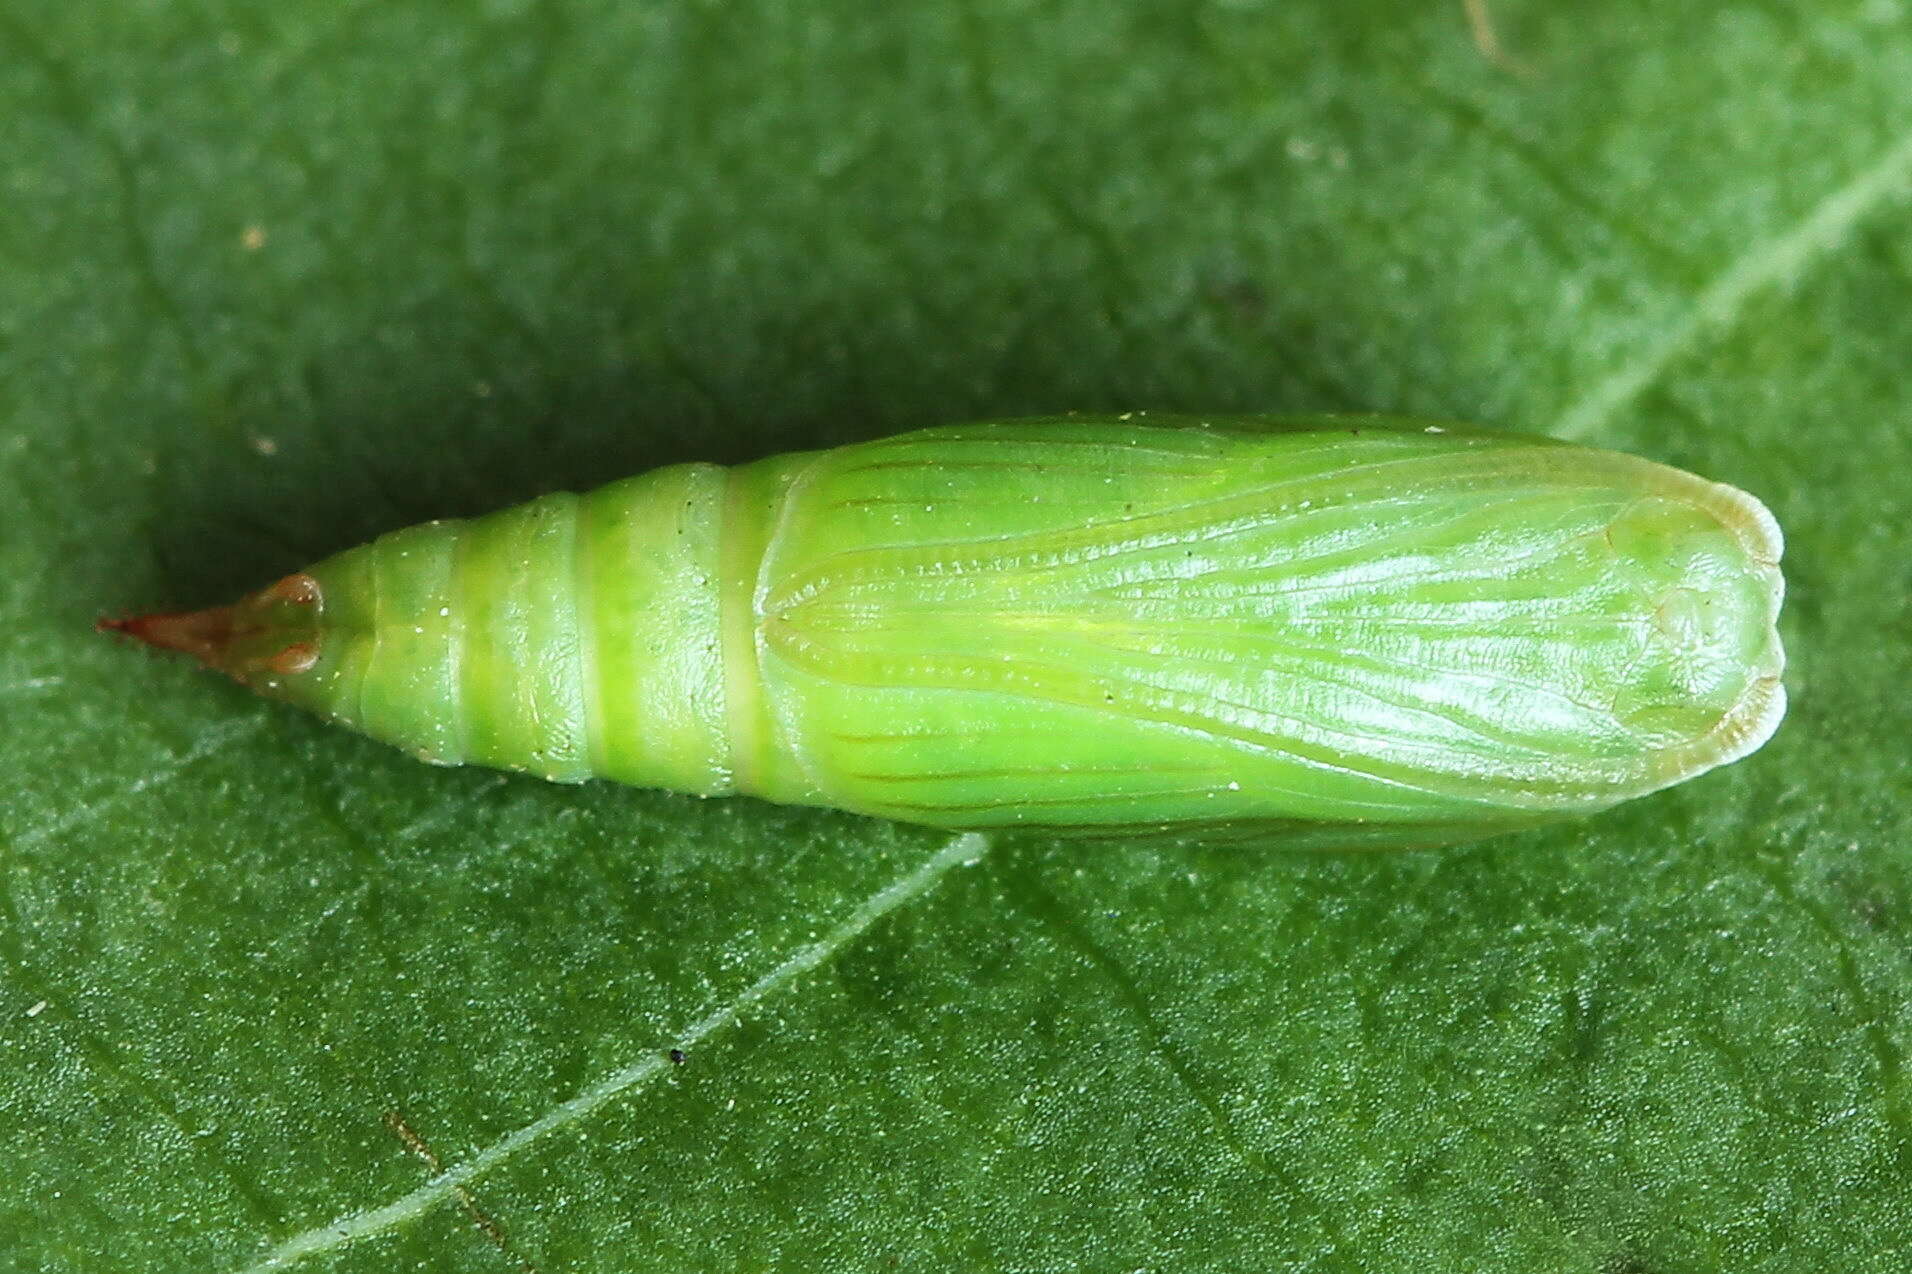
240,224,266,252
25,1000,47,1018
668,1048,686,1064
251,435,278,456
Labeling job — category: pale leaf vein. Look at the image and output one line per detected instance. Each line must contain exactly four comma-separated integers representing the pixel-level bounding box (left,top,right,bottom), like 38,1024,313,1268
229,832,991,1272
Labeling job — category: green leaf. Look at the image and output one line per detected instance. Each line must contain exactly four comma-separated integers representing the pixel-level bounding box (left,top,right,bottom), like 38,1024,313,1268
3,1,1908,1269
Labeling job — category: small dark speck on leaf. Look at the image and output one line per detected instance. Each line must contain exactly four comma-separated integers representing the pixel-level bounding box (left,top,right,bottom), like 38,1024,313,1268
669,1048,686,1064
1206,277,1267,321
1602,1253,1656,1274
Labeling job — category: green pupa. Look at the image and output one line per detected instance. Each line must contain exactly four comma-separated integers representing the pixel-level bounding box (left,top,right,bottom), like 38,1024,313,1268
107,415,1786,848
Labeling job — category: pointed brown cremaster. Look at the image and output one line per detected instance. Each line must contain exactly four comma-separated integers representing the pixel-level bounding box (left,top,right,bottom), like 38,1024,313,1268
102,573,321,679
